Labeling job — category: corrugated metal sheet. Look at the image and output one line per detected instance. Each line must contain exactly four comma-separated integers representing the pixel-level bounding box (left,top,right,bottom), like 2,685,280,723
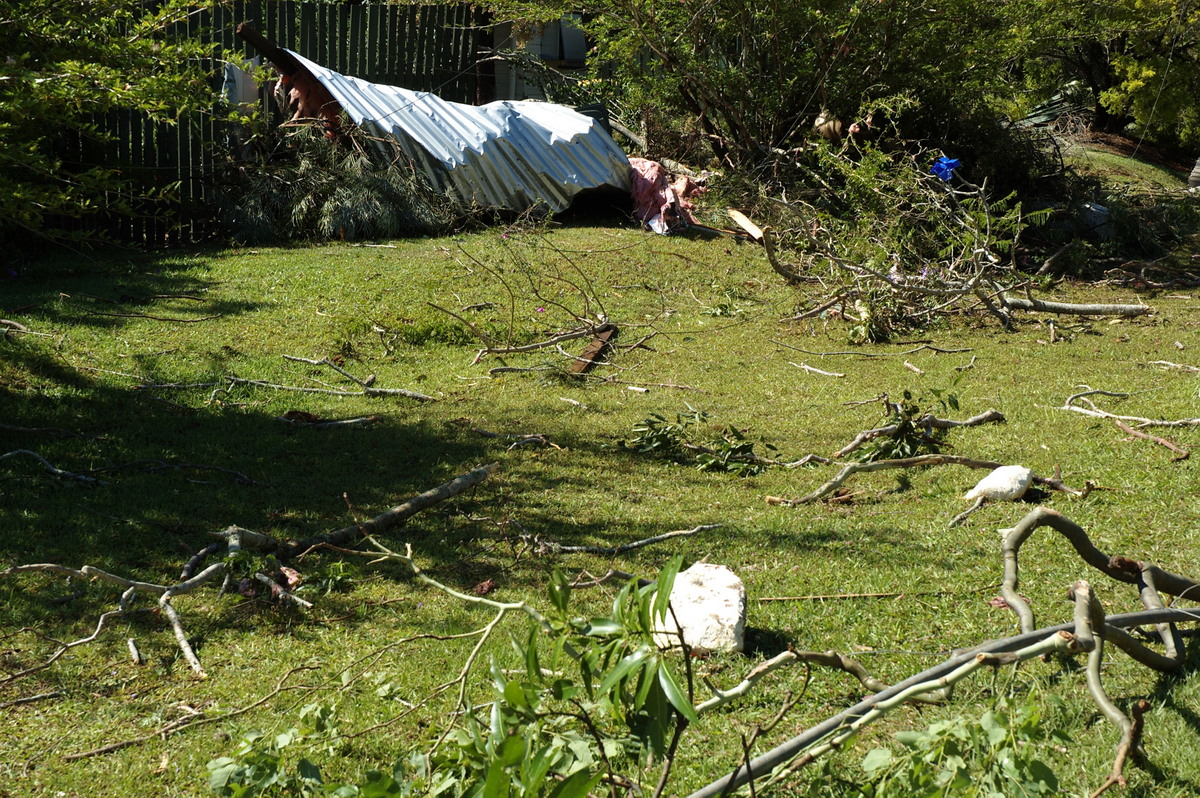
288,50,632,214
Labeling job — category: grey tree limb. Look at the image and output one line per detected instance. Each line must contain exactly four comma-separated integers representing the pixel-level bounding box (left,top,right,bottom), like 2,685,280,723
1000,507,1200,642
537,524,723,556
0,449,106,485
282,463,498,557
833,409,1006,458
686,607,1198,798
1000,294,1151,317
779,454,1085,505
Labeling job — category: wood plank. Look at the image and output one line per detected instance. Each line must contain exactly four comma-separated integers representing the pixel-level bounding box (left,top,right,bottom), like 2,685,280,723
568,325,618,374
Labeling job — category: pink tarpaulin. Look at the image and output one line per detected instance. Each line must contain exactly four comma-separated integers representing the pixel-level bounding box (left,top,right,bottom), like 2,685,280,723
628,157,703,234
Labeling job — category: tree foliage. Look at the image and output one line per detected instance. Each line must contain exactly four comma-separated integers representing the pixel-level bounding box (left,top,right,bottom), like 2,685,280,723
1017,0,1200,149
0,0,221,243
492,0,1027,165
488,0,1200,164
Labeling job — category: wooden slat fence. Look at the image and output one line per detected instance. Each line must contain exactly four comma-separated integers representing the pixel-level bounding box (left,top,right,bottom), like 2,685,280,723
61,1,488,246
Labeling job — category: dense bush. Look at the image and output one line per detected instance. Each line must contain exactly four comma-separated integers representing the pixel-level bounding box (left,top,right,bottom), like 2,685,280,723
214,126,460,244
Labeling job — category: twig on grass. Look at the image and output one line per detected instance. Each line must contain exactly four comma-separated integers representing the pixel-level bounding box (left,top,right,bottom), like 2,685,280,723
1112,418,1190,460
772,340,972,358
833,408,1006,458
141,356,435,402
469,427,561,450
1090,699,1150,798
789,362,845,378
535,524,723,556
360,536,557,713
755,584,1000,602
0,449,107,485
770,454,1090,506
0,691,65,710
695,649,890,716
276,413,380,429
0,423,80,438
84,310,222,323
62,666,318,760
1146,360,1199,373
1062,389,1200,428
223,376,435,403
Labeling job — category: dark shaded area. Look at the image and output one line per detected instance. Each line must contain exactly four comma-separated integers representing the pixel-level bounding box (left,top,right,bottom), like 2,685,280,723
1,253,500,624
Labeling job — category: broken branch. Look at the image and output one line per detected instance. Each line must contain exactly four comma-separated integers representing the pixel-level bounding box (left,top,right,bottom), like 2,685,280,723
833,409,1005,458
1112,418,1190,460
999,294,1151,317
776,454,1084,505
536,524,722,556
281,463,498,557
0,449,106,485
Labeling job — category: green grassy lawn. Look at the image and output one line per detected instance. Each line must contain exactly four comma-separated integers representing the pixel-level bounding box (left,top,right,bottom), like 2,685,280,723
3,196,1200,796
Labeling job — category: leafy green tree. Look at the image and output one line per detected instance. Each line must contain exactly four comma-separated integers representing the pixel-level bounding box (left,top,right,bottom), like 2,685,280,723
488,0,1032,166
1012,0,1200,149
0,0,221,244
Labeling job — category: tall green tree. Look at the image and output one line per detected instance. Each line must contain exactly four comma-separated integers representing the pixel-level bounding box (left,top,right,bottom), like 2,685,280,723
971,0,1199,149
489,0,1032,166
0,0,221,243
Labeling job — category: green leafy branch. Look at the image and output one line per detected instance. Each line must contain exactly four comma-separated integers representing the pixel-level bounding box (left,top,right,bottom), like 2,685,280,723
624,407,783,477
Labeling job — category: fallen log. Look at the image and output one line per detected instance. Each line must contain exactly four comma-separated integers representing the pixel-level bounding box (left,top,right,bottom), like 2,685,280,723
999,294,1151,317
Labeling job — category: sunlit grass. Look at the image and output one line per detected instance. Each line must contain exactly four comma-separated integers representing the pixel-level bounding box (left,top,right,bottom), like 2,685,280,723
2,208,1199,796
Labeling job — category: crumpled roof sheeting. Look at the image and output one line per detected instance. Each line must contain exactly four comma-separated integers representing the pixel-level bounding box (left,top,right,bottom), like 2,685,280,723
288,50,632,214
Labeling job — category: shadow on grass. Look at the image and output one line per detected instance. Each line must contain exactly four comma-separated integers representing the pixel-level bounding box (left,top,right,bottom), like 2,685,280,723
5,245,265,330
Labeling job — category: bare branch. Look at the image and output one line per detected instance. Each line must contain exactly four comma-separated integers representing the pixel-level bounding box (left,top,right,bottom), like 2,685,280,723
537,524,723,556
281,463,499,557
1000,293,1151,317
776,454,1084,505
0,449,106,485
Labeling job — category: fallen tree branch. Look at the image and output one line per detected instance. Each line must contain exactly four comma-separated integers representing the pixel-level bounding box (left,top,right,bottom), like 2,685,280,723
686,606,1199,798
0,608,132,686
772,340,972,358
280,463,499,557
84,310,221,323
1112,418,1190,460
0,423,79,438
790,362,845,378
782,292,850,322
833,409,1006,458
999,293,1151,317
1,563,227,680
2,561,226,598
1090,699,1149,798
276,413,380,429
0,449,107,485
1000,506,1200,656
696,650,806,714
756,584,998,602
0,691,65,710
1062,390,1200,429
772,454,1087,505
1146,360,1199,373
535,524,722,556
220,376,435,402
159,594,205,677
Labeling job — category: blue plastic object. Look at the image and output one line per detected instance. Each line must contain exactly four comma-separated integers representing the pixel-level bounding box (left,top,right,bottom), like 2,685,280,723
931,156,960,181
